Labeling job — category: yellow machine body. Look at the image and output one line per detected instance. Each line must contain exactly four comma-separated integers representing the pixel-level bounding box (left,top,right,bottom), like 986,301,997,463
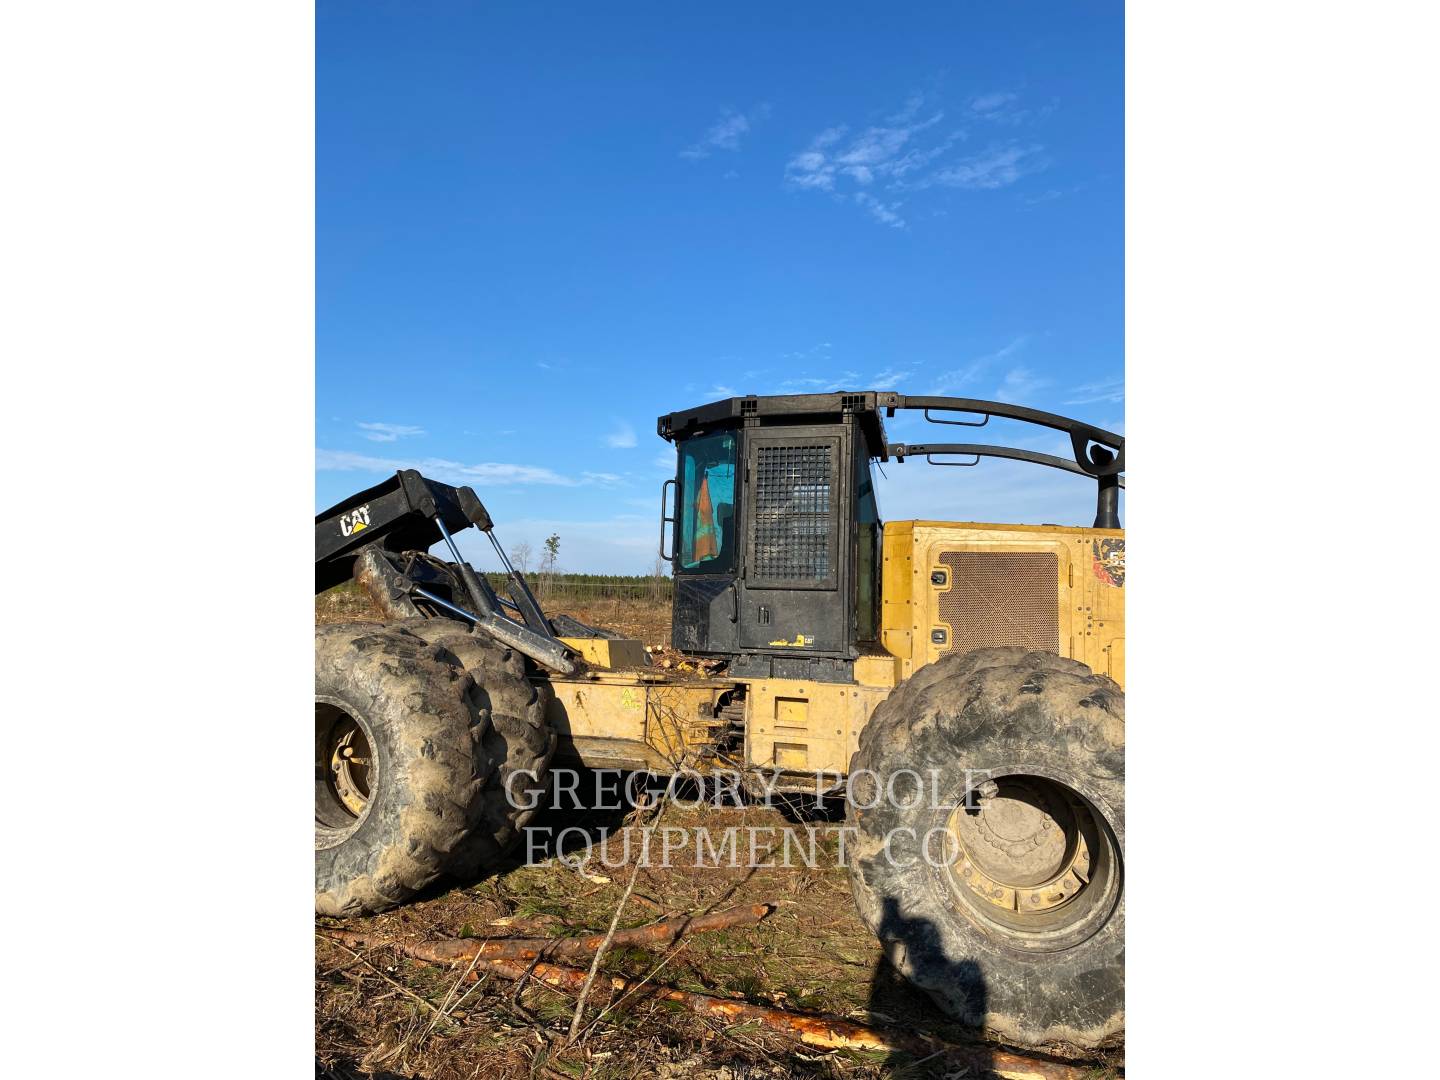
544,519,1123,782
878,520,1124,687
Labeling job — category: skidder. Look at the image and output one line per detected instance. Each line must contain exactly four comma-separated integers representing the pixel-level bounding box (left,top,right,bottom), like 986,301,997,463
314,390,1124,1046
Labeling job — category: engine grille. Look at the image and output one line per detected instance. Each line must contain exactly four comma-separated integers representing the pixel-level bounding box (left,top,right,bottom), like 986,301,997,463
751,444,833,581
937,551,1059,655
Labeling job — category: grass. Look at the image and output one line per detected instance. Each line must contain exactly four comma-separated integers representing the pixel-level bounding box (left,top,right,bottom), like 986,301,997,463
316,799,1124,1079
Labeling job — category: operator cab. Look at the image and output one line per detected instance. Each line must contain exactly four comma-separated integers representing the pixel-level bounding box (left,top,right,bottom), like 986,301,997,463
657,391,1124,683
658,393,887,680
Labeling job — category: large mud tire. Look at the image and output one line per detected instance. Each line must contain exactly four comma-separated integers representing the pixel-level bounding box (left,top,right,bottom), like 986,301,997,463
315,622,487,916
847,648,1124,1048
400,618,557,878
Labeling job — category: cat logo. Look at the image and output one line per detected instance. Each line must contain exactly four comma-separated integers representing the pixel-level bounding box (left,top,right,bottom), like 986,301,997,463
340,504,372,537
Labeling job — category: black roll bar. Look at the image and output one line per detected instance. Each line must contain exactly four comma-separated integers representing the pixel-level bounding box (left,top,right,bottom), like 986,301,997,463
878,394,1124,529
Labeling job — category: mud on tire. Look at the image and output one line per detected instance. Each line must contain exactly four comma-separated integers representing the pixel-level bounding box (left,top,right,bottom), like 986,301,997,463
847,647,1124,1048
315,621,487,916
399,618,557,878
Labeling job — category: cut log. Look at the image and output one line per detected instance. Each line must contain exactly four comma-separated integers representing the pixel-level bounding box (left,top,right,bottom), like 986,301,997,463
458,955,1090,1080
316,904,1097,1080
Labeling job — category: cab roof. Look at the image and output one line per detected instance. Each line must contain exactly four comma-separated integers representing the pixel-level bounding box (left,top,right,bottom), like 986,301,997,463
657,391,891,460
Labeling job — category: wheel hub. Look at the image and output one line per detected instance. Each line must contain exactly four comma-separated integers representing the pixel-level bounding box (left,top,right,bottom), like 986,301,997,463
948,777,1093,916
317,702,375,837
328,723,372,817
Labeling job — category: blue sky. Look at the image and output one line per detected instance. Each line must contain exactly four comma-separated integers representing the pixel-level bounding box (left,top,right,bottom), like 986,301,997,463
318,2,1123,574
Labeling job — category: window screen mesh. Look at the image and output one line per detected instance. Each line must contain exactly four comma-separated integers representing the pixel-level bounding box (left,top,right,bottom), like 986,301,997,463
752,444,833,581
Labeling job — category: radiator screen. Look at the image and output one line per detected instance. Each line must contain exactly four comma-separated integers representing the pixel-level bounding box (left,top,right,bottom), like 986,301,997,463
937,551,1059,654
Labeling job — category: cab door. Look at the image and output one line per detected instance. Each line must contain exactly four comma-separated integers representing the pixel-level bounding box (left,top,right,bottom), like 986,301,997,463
670,429,740,654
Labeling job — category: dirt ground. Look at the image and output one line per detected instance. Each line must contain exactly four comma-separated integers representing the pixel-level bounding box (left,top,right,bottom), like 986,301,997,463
317,796,1121,1080
314,588,1123,1079
553,595,673,647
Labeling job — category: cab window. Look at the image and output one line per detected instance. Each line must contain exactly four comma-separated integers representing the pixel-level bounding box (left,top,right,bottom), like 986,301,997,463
678,431,737,573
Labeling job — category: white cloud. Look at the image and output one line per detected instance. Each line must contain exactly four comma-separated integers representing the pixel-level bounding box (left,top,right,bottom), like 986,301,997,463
785,100,953,194
356,421,424,443
886,134,967,179
928,360,987,395
871,365,918,390
970,90,1058,127
912,143,1048,191
855,192,906,229
1065,376,1125,405
681,104,770,160
604,421,637,448
928,336,1029,395
779,342,833,362
786,93,1049,225
775,371,861,392
992,366,1052,403
970,91,1019,114
316,448,578,487
1021,187,1066,207
968,91,1036,126
581,471,625,486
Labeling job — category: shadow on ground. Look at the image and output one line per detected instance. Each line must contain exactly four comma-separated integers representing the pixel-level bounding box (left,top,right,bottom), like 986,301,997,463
864,897,992,1078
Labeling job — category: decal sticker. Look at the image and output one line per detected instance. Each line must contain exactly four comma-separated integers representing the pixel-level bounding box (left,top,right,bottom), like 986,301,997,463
1092,538,1125,587
339,504,371,537
620,688,642,711
768,634,815,647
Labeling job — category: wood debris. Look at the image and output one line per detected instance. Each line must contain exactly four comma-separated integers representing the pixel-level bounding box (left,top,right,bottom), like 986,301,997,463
319,903,773,966
318,902,1091,1080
